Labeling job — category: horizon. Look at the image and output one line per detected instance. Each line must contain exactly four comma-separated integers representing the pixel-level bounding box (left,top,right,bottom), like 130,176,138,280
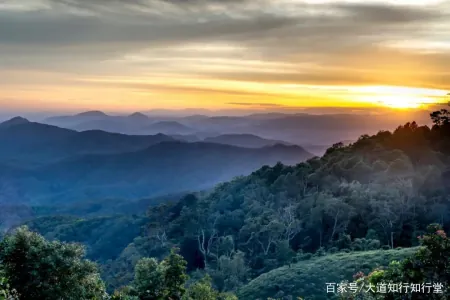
1,0,449,113
0,105,446,122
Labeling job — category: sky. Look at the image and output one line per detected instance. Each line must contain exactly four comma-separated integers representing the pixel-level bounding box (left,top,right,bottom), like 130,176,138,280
1,0,450,113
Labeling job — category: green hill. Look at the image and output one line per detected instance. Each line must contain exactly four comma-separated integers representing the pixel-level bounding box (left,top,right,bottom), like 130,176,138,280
237,248,417,300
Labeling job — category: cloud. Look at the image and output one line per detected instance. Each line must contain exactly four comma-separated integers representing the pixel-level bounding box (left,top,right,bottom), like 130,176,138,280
1,0,450,109
227,102,286,107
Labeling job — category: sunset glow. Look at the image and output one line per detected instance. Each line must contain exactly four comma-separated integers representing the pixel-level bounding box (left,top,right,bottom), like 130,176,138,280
1,0,449,113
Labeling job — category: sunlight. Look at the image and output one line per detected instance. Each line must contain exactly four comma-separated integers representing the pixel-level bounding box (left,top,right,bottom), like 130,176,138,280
349,85,449,109
375,95,422,109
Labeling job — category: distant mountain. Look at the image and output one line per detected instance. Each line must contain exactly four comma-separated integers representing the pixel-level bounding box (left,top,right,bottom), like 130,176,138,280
0,116,30,128
44,111,195,135
171,134,201,143
44,111,111,128
45,111,161,135
182,111,433,146
41,110,432,149
143,108,214,117
204,134,293,148
75,111,108,117
1,141,313,204
127,112,149,121
71,118,130,133
0,118,175,164
141,121,195,135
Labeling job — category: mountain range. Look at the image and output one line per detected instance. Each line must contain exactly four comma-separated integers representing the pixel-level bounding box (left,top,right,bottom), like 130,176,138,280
203,134,292,148
0,117,314,207
41,110,433,154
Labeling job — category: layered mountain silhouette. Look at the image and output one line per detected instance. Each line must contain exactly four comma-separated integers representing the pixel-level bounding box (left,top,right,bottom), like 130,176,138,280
141,121,194,135
0,117,313,204
204,134,292,148
0,117,175,164
42,110,433,149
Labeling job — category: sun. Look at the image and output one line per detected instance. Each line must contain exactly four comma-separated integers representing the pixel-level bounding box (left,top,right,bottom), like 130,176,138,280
350,85,448,110
376,95,422,109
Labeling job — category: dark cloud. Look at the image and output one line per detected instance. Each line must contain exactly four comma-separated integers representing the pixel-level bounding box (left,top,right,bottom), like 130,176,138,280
1,1,445,47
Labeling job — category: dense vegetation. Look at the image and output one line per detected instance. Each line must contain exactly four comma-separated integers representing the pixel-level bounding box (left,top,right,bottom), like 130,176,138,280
339,224,450,300
111,107,449,295
0,227,233,300
25,215,145,262
1,106,450,299
0,227,106,300
0,225,447,299
238,247,417,299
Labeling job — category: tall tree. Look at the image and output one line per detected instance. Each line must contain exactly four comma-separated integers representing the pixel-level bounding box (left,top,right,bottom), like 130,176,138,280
162,248,188,300
0,226,106,300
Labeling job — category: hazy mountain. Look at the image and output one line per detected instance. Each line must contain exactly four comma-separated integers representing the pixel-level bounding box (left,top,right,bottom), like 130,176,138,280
0,141,313,204
45,110,111,127
176,112,433,146
0,117,175,164
76,111,108,117
127,112,149,121
45,111,141,134
43,111,199,135
170,134,202,143
140,121,195,135
40,110,433,150
143,108,214,117
0,116,30,128
204,134,292,148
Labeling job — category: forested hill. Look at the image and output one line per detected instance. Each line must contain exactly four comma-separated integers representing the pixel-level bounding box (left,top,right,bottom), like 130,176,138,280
4,109,450,299
0,118,313,207
0,118,175,164
108,110,450,295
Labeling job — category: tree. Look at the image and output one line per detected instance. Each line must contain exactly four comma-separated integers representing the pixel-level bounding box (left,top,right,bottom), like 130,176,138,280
134,258,167,300
162,248,188,300
133,248,188,300
0,226,106,300
209,250,249,292
325,197,355,242
350,224,450,300
110,286,139,300
182,276,237,300
182,276,217,300
430,107,450,126
399,224,449,297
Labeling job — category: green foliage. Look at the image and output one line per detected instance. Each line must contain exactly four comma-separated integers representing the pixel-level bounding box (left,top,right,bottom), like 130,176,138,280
183,276,238,300
237,248,416,300
182,276,218,300
403,224,450,287
25,215,145,262
134,258,167,300
208,250,250,292
0,271,18,300
339,224,450,300
0,226,107,300
163,248,189,299
354,224,450,300
110,286,139,300
133,248,188,300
